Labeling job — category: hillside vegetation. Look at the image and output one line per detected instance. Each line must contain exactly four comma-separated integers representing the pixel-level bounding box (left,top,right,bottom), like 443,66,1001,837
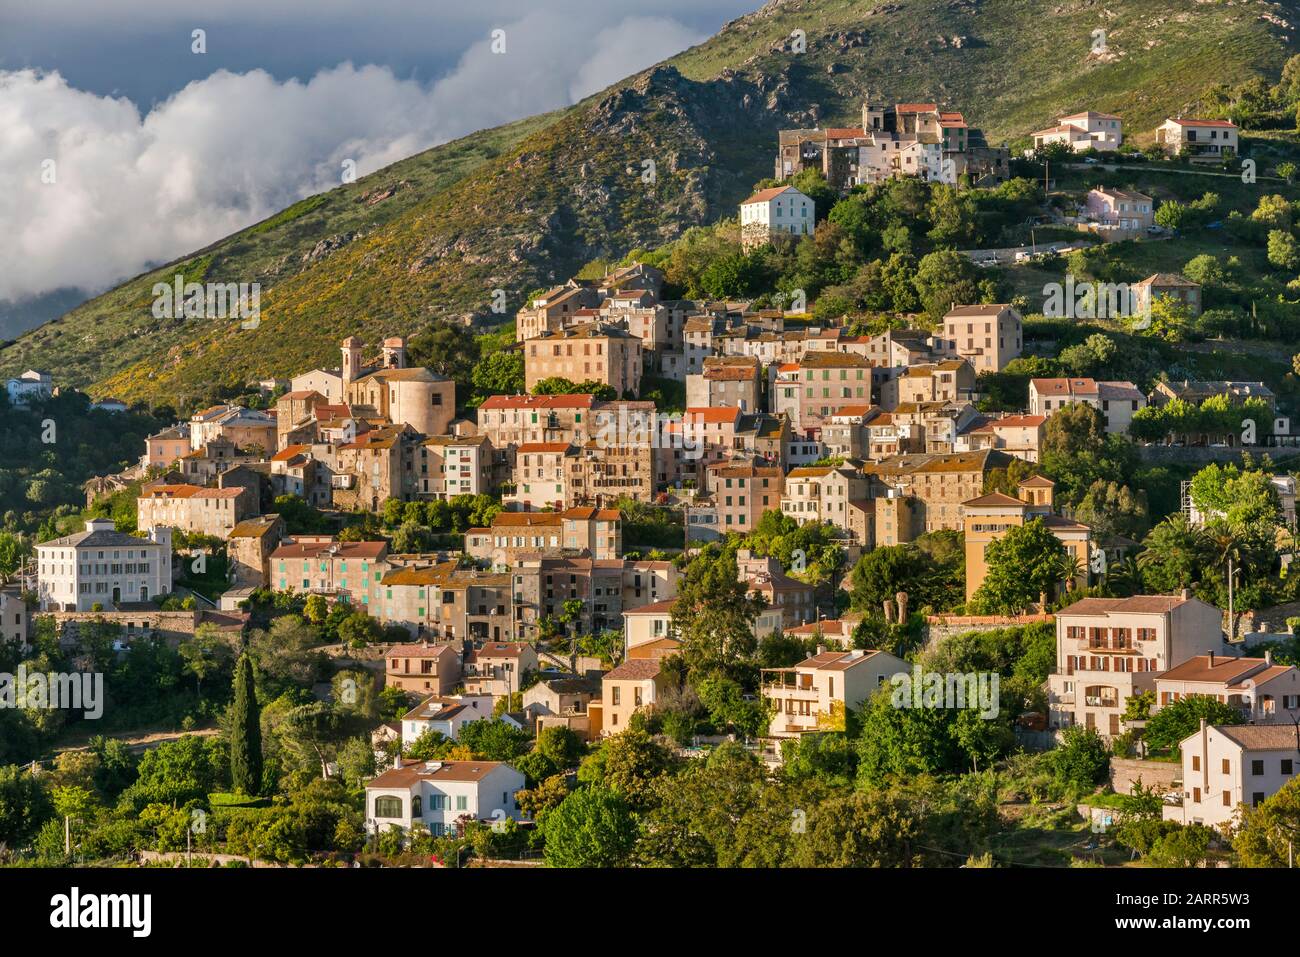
3,0,1299,407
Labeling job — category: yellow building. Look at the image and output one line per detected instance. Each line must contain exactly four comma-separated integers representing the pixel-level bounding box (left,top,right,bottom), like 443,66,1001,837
962,476,1091,602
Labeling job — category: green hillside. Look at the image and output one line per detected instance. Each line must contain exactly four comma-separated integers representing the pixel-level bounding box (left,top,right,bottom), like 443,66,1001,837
3,0,1298,407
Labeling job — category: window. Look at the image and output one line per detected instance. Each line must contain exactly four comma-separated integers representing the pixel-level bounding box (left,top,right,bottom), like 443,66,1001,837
374,796,403,818
1222,759,1230,774
412,795,422,817
1222,791,1231,807
456,795,468,811
1283,759,1294,775
612,686,621,706
1252,760,1264,776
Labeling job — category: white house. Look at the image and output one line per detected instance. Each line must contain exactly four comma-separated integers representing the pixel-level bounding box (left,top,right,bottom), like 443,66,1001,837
1031,111,1123,153
36,519,173,611
400,693,496,745
5,370,52,406
365,759,526,837
1164,721,1300,829
1156,118,1239,162
740,186,814,250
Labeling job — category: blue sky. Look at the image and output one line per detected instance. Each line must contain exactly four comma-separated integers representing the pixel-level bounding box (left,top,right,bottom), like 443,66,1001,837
0,0,756,313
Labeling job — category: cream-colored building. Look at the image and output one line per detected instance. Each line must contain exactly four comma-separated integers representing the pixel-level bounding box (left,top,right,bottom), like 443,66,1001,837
781,465,870,540
386,640,462,695
524,323,642,397
515,283,602,341
1155,652,1300,725
1029,377,1146,434
1165,722,1300,829
1031,111,1122,152
600,658,670,735
137,483,257,538
776,352,874,435
36,519,173,611
959,413,1046,462
937,304,1022,373
475,394,596,456
761,648,907,738
506,442,575,510
365,759,525,837
1155,118,1239,162
1046,593,1225,736
341,335,456,438
417,434,494,499
962,479,1090,601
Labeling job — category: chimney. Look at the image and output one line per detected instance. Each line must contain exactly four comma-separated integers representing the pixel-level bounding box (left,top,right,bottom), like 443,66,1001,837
1199,717,1207,733
393,754,403,769
1266,650,1273,665
1180,588,1191,600
1207,650,1215,668
816,644,826,656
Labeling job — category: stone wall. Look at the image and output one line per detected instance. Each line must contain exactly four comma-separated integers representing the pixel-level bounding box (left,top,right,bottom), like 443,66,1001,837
923,614,1053,646
1109,757,1180,795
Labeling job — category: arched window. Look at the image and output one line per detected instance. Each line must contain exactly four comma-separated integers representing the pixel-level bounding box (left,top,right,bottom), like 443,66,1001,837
411,795,423,818
374,796,403,819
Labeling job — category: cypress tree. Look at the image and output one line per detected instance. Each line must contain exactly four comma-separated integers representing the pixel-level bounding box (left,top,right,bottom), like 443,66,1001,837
229,653,263,796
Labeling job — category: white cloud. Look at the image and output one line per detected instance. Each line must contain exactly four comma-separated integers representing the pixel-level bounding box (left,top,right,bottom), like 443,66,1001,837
0,11,705,304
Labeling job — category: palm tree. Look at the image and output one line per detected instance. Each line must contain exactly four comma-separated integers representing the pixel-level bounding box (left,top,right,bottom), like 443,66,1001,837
1057,553,1084,595
1106,553,1143,596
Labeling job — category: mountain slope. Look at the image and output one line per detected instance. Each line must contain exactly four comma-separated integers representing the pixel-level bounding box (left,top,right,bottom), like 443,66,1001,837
4,0,1298,407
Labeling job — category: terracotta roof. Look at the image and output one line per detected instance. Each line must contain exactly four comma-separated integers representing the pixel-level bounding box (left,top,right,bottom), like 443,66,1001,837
1167,117,1237,128
796,649,891,672
272,444,312,462
1158,655,1291,685
742,185,803,205
604,659,663,681
560,506,621,522
623,599,676,616
962,491,1027,508
1057,595,1194,616
473,641,530,659
1061,110,1121,121
490,512,562,528
366,760,508,788
387,641,459,658
990,414,1047,428
1213,725,1300,750
271,539,386,560
685,407,742,425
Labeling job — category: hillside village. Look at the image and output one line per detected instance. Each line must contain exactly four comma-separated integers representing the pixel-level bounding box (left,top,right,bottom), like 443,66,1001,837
9,82,1300,872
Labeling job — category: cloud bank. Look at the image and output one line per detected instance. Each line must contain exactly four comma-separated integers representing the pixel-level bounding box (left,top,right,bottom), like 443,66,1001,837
0,10,705,304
